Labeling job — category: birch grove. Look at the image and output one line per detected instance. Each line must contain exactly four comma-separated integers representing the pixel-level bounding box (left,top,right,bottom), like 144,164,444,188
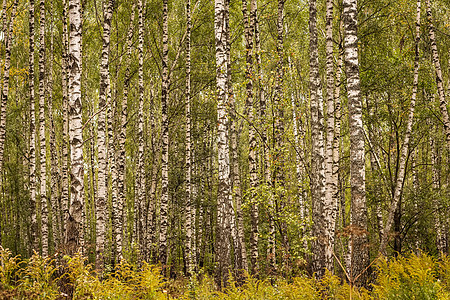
0,0,448,290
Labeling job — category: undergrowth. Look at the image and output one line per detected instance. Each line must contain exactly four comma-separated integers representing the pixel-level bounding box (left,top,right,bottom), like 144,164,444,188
0,246,449,299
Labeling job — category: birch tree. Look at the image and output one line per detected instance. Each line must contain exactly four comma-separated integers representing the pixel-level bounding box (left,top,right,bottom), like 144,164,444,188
66,0,84,255
159,0,169,267
323,0,338,273
309,0,326,276
96,0,113,273
343,0,369,284
38,0,48,258
185,0,194,276
214,0,232,287
243,0,258,275
61,0,69,247
136,0,145,260
0,0,18,199
118,0,136,258
426,0,450,150
29,0,37,254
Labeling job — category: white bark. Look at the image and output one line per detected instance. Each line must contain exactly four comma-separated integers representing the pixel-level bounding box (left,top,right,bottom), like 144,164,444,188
118,1,136,258
66,0,84,255
29,0,38,254
96,0,113,273
243,0,257,275
343,0,369,283
323,0,338,273
426,0,450,150
309,0,326,276
136,0,146,261
215,0,231,287
159,0,169,267
185,0,194,276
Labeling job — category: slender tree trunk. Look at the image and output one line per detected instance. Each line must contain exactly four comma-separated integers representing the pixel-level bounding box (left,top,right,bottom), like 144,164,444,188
222,0,240,275
426,0,450,150
185,0,194,276
270,0,288,274
147,90,158,262
411,152,420,252
96,0,113,273
66,0,84,256
0,0,18,206
343,0,369,284
38,0,49,258
159,0,169,268
291,93,303,217
118,1,136,258
29,0,38,255
0,0,6,37
108,95,118,263
229,66,248,273
242,0,258,275
430,135,445,253
323,0,338,273
214,0,232,288
47,6,59,253
309,0,326,277
253,0,273,271
379,0,421,256
136,0,146,261
332,48,344,262
61,0,69,250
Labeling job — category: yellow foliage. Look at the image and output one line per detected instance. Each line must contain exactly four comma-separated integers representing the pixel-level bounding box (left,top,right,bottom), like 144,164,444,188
0,250,450,299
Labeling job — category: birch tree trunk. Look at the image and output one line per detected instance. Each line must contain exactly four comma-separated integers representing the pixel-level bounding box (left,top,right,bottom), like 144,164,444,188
309,0,326,277
253,0,274,271
118,1,136,258
229,62,248,273
343,0,369,284
323,0,338,273
0,0,18,200
47,7,60,252
215,0,232,288
242,0,258,275
29,0,38,255
185,0,194,276
147,89,158,262
109,98,118,263
66,0,84,256
426,0,450,150
223,0,240,275
430,135,445,253
159,0,169,267
61,0,70,248
136,0,146,261
379,0,421,256
96,0,113,273
38,0,49,258
332,48,344,262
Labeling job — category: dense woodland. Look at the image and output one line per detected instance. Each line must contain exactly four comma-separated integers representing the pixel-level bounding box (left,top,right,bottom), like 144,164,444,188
0,0,449,294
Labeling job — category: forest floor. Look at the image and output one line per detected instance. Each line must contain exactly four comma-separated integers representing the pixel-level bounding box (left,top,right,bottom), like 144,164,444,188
0,248,449,299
